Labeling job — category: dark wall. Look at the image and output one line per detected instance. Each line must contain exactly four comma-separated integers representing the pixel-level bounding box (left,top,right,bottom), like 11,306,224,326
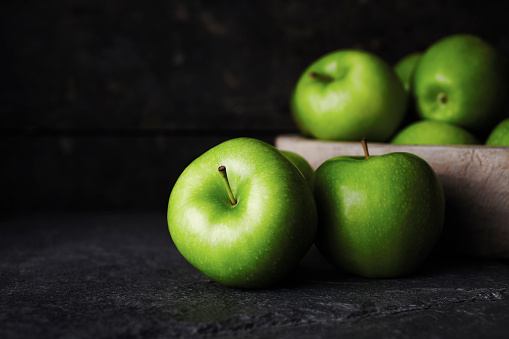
2,0,508,214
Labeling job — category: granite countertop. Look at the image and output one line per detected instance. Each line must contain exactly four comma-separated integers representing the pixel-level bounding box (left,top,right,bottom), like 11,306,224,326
1,213,508,338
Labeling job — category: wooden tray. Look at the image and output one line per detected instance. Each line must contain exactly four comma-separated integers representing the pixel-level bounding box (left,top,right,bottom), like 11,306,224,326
275,134,509,258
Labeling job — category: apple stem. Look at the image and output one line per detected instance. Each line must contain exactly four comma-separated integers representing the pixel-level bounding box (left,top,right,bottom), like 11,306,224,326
361,138,370,159
218,166,237,206
309,72,334,82
438,92,448,104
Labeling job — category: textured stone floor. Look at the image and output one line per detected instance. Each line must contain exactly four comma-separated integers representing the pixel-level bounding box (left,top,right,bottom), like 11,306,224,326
1,213,508,338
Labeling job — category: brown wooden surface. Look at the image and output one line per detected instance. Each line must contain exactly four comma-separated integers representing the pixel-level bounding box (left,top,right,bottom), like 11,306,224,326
275,134,509,258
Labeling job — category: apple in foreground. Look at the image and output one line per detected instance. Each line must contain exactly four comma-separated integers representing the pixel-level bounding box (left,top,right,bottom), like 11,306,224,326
167,137,318,288
280,150,314,184
486,118,509,145
313,140,445,278
391,120,479,145
413,34,509,132
290,49,407,141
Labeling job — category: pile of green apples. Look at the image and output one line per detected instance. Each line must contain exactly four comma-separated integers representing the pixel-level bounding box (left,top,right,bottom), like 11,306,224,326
168,138,444,288
167,33,509,289
291,34,509,146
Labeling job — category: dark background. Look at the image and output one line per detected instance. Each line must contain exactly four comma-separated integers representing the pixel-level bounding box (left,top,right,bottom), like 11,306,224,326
2,0,509,215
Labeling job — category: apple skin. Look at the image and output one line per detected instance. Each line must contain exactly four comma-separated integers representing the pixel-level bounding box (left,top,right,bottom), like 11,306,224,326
394,52,423,95
167,138,318,288
290,49,407,141
486,118,509,145
280,150,314,184
394,52,423,126
391,120,479,145
313,151,445,278
413,34,509,132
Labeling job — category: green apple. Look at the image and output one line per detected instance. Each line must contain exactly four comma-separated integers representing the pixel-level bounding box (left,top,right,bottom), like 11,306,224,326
391,120,479,145
413,34,509,131
313,140,445,278
486,118,509,145
394,52,423,127
290,49,407,141
394,52,422,94
167,137,318,288
280,150,314,184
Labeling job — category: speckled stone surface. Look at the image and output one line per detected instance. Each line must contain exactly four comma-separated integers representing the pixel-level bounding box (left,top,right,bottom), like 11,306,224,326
1,213,509,338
